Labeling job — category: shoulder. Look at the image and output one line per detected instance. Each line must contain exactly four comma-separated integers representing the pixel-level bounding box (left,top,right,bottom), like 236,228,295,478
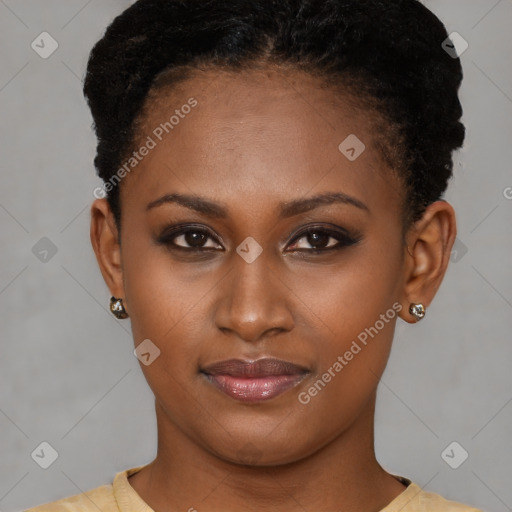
387,480,484,512
23,464,150,512
416,486,484,511
24,482,117,512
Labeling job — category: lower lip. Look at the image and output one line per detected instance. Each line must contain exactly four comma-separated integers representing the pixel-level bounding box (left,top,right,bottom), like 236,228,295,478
203,373,307,402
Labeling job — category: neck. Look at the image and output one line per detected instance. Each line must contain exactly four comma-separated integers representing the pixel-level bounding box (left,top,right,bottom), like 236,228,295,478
128,392,406,512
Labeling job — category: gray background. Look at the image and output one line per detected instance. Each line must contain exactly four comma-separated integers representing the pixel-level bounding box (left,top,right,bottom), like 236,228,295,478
0,1,511,511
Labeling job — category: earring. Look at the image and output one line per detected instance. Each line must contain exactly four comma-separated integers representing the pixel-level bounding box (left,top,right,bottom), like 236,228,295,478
409,303,425,322
110,296,128,319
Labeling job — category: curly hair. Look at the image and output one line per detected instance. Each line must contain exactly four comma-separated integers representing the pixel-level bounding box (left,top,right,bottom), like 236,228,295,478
83,0,465,232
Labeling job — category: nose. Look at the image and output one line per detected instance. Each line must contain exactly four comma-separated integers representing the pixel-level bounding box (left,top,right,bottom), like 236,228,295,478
213,250,295,343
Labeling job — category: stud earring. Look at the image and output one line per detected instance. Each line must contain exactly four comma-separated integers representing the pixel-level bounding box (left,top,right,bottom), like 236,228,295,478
110,296,128,319
409,303,425,322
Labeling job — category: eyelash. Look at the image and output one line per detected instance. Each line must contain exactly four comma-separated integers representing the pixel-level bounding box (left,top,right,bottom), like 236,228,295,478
156,223,361,255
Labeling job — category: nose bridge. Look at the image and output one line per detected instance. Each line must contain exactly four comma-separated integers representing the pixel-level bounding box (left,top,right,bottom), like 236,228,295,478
214,246,293,342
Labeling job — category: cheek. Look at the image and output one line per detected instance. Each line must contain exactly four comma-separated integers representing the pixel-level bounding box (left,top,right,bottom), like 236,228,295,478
287,239,403,339
292,263,400,385
121,228,211,338
291,256,401,433
286,237,403,400
121,234,223,391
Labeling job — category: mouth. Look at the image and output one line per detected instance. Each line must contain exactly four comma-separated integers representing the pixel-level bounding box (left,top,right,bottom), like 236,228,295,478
200,358,310,403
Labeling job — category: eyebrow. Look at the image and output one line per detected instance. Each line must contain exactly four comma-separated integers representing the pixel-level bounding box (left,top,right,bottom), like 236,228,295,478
146,191,369,218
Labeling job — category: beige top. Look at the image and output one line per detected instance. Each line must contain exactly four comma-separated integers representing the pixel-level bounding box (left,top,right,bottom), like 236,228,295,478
25,464,484,512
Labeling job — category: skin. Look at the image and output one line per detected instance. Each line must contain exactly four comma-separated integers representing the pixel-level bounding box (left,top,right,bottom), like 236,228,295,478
90,66,456,512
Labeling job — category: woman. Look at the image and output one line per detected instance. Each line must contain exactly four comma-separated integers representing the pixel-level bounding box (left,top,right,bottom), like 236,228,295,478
26,0,483,510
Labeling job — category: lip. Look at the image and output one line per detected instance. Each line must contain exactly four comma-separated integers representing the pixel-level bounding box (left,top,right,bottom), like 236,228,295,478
201,358,310,402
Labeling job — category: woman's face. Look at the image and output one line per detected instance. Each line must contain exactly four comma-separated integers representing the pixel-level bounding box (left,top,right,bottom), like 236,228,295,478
102,67,411,465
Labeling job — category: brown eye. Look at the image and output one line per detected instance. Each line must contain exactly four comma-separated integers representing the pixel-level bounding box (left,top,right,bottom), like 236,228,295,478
302,231,332,249
157,225,223,251
287,226,360,253
180,231,209,248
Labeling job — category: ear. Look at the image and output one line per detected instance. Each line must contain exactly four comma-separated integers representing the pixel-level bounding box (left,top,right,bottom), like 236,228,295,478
90,199,128,311
398,200,457,324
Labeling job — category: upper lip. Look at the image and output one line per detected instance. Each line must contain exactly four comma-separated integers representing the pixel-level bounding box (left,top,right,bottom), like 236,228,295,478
201,358,310,378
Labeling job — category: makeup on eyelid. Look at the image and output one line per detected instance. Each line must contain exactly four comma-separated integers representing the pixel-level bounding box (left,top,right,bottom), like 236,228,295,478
154,222,363,254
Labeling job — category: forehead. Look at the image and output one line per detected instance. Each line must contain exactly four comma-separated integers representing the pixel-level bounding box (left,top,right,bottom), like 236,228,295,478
121,66,402,218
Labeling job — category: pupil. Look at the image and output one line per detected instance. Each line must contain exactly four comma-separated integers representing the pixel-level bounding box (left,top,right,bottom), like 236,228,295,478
185,231,206,247
307,232,328,248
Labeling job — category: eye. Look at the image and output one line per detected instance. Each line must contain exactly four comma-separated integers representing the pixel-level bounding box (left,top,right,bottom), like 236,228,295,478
156,223,361,254
157,225,223,251
286,225,360,253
